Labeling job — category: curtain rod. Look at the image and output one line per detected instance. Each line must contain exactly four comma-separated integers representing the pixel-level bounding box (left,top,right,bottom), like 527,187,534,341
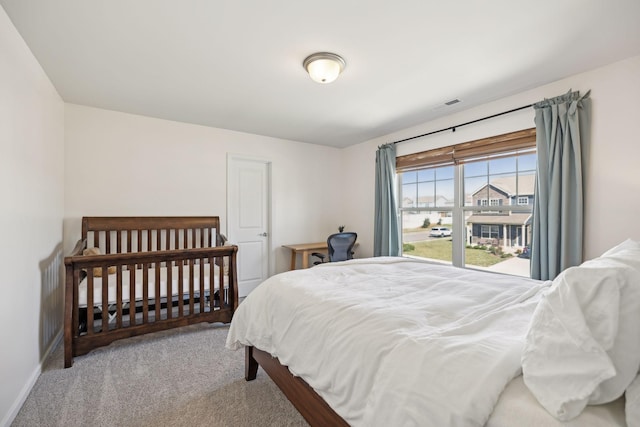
391,103,533,145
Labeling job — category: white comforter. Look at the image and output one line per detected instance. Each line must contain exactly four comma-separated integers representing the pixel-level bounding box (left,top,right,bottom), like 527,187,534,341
226,257,550,426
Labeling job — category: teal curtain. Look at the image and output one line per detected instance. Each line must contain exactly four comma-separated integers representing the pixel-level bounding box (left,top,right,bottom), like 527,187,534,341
531,90,591,280
374,143,400,256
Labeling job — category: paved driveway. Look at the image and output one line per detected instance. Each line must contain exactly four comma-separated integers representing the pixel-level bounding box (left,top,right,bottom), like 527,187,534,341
403,232,445,243
485,256,530,276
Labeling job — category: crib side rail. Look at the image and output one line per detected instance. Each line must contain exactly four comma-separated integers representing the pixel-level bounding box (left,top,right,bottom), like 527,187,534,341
65,245,236,266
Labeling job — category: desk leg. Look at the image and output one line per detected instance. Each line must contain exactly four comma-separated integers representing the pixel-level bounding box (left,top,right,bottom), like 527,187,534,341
302,250,310,269
290,251,297,270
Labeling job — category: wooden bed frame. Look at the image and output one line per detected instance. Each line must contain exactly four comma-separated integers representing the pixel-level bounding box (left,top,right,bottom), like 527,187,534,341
64,216,238,368
245,346,348,426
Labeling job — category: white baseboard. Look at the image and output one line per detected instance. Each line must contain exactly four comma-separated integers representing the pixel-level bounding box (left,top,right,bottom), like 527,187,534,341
0,329,62,427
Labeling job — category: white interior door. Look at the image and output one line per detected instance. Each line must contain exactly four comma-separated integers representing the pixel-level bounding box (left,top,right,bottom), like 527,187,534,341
227,155,271,296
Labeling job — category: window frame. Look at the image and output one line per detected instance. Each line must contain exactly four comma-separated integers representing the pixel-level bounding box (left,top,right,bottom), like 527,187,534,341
397,128,536,271
481,225,500,239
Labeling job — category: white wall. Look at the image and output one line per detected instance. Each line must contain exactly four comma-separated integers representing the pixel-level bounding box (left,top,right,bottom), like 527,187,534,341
64,104,344,273
343,55,640,262
0,6,65,426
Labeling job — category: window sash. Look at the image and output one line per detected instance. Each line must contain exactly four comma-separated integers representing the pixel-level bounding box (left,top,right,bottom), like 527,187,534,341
481,225,500,239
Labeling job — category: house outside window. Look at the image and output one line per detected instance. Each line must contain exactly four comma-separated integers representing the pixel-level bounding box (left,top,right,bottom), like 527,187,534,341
518,196,529,205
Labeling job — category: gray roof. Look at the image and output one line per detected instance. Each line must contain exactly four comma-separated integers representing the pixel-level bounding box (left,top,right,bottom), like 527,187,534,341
467,213,532,225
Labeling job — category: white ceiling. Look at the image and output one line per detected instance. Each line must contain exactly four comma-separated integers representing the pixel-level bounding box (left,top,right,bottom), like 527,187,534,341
2,1,639,148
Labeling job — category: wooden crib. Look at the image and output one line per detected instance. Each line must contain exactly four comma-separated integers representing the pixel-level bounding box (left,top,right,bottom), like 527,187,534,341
63,216,238,368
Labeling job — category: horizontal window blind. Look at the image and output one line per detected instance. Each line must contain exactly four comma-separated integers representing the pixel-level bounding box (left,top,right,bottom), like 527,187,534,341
396,128,536,171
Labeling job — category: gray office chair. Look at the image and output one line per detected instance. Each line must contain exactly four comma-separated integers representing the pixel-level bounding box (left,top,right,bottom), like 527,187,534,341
312,232,357,265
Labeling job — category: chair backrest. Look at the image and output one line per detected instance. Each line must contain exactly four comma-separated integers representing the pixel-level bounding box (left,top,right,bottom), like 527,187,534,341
327,232,358,262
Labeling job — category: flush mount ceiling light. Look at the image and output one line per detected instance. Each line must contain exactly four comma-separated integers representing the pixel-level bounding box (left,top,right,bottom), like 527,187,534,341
303,52,346,84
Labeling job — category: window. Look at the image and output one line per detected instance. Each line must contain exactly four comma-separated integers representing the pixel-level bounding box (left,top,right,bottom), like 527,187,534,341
397,128,536,277
481,225,499,238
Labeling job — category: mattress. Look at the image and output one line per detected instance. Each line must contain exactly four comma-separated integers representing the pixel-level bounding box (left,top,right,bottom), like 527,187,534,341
489,375,626,427
78,263,228,308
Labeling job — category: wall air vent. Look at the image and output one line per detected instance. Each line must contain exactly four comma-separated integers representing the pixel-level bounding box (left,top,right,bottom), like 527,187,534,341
445,98,462,106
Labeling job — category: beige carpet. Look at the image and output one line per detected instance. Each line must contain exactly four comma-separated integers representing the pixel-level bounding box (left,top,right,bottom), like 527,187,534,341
12,323,308,427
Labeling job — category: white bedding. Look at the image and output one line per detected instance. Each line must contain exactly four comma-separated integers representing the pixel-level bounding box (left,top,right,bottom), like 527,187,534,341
79,264,228,308
489,375,626,427
226,257,552,426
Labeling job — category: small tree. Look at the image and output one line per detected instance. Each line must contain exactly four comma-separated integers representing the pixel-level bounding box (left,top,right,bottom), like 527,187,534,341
421,218,431,229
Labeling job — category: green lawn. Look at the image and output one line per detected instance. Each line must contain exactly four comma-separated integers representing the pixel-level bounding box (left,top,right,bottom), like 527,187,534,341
403,238,509,267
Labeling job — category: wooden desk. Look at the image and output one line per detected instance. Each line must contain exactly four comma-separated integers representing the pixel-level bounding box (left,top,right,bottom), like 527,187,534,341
282,242,327,270
282,242,359,270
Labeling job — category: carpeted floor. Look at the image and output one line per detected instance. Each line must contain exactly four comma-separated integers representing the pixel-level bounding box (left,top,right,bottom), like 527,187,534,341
12,323,308,427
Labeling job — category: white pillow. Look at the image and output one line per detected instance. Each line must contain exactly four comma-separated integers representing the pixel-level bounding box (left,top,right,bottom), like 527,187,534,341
627,375,640,427
601,238,640,259
522,240,640,421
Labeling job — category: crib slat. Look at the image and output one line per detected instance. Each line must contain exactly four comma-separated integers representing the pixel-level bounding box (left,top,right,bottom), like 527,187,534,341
87,271,94,336
129,265,136,326
142,262,149,323
189,259,195,313
116,265,123,328
209,256,215,311
200,228,205,248
200,258,205,313
127,230,132,253
137,229,142,252
105,230,111,254
73,268,80,336
117,230,122,254
178,260,184,317
147,230,152,252
166,261,172,320
102,266,109,332
218,255,225,309
155,262,161,321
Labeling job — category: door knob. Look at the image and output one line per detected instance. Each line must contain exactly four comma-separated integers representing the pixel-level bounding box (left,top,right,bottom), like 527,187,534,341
258,232,268,237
